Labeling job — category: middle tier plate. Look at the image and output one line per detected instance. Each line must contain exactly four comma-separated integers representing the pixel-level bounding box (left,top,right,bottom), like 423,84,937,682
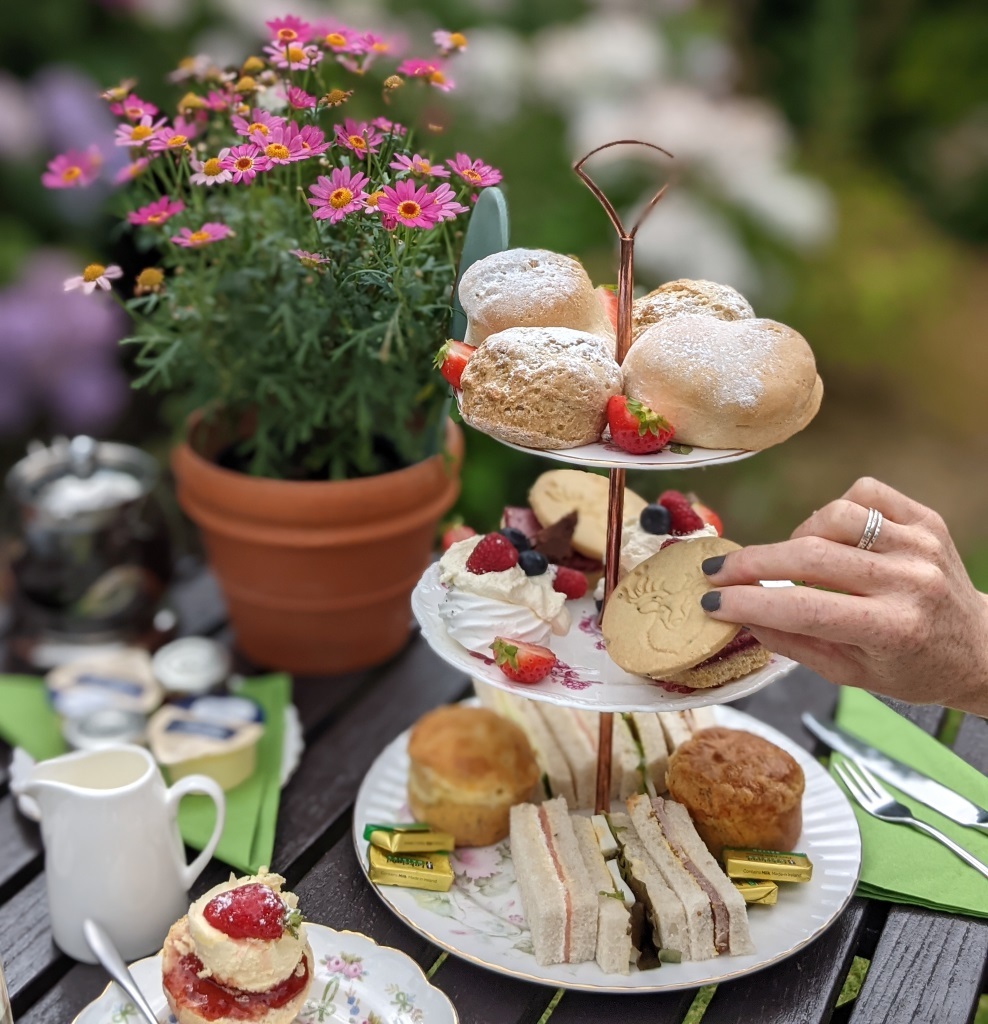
412,563,797,712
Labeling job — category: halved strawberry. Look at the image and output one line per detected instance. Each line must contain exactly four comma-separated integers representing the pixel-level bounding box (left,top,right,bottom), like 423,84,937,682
203,883,300,940
433,339,475,389
606,396,675,455
491,637,556,684
595,285,619,332
465,532,518,574
440,521,477,551
552,565,588,600
688,494,723,535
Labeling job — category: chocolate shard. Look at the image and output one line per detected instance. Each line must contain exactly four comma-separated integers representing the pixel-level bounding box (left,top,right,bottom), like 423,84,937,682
533,510,578,562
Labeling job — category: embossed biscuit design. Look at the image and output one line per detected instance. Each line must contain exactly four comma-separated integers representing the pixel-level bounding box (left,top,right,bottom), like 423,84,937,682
601,536,741,677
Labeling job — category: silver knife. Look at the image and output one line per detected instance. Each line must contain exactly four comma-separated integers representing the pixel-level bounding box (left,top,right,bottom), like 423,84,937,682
802,712,988,834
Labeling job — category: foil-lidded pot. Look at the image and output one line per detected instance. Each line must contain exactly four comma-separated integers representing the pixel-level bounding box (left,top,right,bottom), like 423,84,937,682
4,436,173,667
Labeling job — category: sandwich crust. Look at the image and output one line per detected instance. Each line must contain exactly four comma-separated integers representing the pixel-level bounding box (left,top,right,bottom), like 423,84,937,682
666,727,805,859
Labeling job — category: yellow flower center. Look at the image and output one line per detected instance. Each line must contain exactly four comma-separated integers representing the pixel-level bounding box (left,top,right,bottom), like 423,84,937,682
298,256,320,268
461,168,482,183
61,166,82,182
234,76,257,92
324,32,346,47
286,46,306,62
235,156,253,170
178,57,197,71
372,41,389,53
398,201,421,220
276,27,298,41
242,56,265,73
266,143,289,160
348,135,367,152
383,75,403,91
136,268,164,288
329,187,353,209
187,231,210,245
203,158,222,175
365,190,384,208
248,122,268,135
449,32,467,48
127,162,146,178
167,134,187,147
147,212,164,223
131,125,153,140
82,264,106,282
178,92,206,112
413,160,431,174
323,89,350,105
428,71,446,85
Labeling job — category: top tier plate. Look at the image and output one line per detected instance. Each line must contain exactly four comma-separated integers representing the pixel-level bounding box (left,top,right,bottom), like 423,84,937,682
454,391,756,470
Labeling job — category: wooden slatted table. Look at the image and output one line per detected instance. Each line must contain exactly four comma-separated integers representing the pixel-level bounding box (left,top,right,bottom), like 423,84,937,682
2,568,986,1024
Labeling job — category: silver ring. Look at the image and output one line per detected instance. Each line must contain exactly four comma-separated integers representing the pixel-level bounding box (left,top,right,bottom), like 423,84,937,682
857,507,883,551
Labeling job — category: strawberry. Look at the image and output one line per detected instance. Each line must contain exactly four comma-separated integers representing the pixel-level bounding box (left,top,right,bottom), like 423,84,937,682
606,396,675,455
203,883,301,940
552,565,588,600
657,489,705,535
688,494,724,536
491,637,556,684
433,339,475,389
465,532,519,574
440,522,477,551
595,285,619,332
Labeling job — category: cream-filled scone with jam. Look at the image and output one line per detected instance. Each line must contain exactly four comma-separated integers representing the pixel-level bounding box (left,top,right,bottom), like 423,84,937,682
438,531,571,654
162,869,313,1024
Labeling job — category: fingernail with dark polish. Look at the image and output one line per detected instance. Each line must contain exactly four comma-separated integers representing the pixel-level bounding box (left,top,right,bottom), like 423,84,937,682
702,555,726,576
700,590,721,612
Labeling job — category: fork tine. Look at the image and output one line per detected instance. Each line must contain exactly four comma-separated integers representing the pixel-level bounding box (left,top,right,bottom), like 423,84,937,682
841,757,879,801
833,760,867,805
853,759,889,800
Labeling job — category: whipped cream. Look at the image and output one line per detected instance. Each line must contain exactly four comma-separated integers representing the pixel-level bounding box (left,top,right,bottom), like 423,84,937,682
187,869,307,993
439,589,567,655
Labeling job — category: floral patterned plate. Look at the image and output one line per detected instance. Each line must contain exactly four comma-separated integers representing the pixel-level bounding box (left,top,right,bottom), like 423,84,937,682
71,924,458,1024
353,704,862,994
412,562,798,712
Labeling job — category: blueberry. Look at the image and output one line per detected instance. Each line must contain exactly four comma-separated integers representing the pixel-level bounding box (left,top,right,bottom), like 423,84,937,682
498,527,531,552
640,503,671,535
518,550,548,576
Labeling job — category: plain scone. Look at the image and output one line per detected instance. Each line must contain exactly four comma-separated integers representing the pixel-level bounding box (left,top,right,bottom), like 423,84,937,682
666,726,805,859
632,279,754,340
623,314,823,451
459,326,622,450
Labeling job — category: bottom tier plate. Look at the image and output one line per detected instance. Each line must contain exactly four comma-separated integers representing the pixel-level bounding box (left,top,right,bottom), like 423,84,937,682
353,705,861,994
412,562,798,712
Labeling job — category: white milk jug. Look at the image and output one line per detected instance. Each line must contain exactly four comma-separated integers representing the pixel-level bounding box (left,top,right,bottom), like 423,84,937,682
11,744,225,962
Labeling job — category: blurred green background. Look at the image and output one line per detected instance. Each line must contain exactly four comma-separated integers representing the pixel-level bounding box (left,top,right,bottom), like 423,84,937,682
1,0,987,584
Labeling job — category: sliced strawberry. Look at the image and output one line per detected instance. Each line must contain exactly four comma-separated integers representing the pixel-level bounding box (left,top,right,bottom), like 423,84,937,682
688,494,724,536
433,339,475,389
606,396,675,455
552,565,588,600
491,637,556,684
203,883,289,940
465,532,519,574
440,522,477,551
595,285,619,332
657,490,705,535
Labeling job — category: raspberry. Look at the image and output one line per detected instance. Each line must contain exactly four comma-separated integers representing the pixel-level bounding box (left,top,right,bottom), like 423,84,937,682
657,490,704,535
465,532,519,574
203,883,286,940
552,566,588,600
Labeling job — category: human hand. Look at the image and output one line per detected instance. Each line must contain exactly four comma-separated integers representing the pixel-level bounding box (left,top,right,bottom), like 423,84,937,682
698,477,988,715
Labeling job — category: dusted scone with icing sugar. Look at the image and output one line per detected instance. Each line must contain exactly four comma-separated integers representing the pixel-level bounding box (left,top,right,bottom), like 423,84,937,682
459,327,622,450
631,279,754,341
162,869,313,1024
458,248,615,349
623,314,823,451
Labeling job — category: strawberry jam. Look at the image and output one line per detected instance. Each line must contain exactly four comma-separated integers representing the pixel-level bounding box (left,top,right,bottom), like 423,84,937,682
203,883,285,939
163,952,309,1021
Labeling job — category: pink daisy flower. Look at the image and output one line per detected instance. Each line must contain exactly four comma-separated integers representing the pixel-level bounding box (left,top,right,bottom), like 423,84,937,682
221,144,270,183
308,167,369,223
289,249,331,268
371,117,406,137
286,86,317,111
287,123,330,160
433,30,467,55
114,157,149,185
190,154,233,186
63,263,123,294
380,214,398,231
109,94,159,121
397,58,454,92
425,182,470,221
334,118,383,159
389,153,450,178
313,22,364,53
171,222,232,248
114,115,167,147
446,153,502,187
232,109,286,139
167,55,214,83
263,41,323,70
265,15,312,44
252,125,305,165
148,117,199,152
41,145,102,189
127,196,185,226
377,180,445,229
205,90,234,112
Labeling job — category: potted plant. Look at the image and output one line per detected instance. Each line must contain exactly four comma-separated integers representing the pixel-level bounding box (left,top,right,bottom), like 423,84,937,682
44,17,502,673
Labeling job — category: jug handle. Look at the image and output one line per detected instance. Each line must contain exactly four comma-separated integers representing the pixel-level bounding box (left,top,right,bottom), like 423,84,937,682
165,775,227,889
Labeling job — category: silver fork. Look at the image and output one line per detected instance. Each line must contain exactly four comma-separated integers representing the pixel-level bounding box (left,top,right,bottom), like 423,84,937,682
833,756,988,882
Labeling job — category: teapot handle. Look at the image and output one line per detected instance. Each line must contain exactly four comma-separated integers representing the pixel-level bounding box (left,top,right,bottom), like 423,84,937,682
165,774,227,889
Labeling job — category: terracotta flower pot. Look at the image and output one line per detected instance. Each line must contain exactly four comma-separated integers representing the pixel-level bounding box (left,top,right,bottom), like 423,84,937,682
171,417,463,675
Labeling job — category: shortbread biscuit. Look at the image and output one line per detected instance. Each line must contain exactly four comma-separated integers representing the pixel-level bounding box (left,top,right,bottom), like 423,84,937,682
528,469,647,561
601,537,741,677
632,279,754,341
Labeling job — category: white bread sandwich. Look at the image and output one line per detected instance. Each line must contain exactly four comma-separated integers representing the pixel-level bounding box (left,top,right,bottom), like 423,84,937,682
627,794,754,958
656,708,717,755
571,816,632,974
537,707,598,808
509,796,598,965
628,712,670,794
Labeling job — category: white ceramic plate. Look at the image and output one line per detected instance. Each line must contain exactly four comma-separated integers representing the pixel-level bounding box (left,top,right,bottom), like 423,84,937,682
353,705,861,994
412,562,797,712
71,923,458,1024
454,391,756,470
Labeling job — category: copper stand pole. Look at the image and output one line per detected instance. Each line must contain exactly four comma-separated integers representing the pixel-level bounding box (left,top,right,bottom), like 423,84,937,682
574,144,674,815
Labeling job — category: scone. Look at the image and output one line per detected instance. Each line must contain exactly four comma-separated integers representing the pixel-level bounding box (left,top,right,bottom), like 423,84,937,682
666,727,805,859
632,279,754,341
623,314,823,451
407,705,540,846
162,869,313,1024
459,326,622,450
458,247,615,349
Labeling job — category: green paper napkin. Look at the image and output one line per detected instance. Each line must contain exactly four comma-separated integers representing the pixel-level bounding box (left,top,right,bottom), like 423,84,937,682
0,672,289,875
834,688,988,917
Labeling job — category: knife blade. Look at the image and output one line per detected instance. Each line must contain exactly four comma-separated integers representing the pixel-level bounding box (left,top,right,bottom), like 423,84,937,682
802,712,988,833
